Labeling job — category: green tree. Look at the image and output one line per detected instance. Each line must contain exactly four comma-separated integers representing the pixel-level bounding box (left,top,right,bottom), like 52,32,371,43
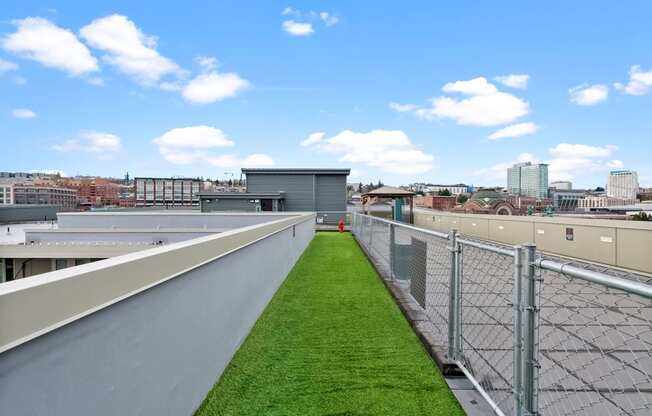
457,194,469,204
437,189,452,196
595,186,605,192
632,212,651,221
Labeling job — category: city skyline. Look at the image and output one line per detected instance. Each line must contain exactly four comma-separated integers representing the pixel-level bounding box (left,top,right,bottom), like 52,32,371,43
2,1,652,188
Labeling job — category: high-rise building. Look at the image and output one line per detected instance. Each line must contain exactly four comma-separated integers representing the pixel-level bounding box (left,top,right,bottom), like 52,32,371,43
607,170,639,200
507,162,549,199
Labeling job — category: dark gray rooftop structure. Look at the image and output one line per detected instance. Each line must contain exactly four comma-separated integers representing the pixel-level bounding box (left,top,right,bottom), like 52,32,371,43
200,168,350,213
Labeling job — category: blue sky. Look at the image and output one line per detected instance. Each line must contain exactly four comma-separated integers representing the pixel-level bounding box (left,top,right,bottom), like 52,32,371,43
1,1,651,188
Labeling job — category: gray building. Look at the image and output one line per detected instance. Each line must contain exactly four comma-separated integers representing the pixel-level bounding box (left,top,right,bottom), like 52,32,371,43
199,168,350,213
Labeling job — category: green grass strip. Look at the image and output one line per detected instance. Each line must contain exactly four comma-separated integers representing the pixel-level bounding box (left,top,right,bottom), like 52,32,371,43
196,232,464,416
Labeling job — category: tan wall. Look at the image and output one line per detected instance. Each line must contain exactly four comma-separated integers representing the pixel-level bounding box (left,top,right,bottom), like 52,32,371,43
413,211,652,273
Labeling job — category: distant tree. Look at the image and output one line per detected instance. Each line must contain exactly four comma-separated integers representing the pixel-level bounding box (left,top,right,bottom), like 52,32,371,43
437,189,452,196
632,212,651,221
377,180,383,188
595,186,605,192
457,194,469,204
357,183,362,193
228,179,233,187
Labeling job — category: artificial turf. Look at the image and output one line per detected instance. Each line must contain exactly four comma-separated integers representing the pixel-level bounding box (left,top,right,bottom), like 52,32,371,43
196,232,464,416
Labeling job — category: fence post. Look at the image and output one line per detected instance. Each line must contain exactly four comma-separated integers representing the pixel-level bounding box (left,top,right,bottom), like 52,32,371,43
368,216,373,247
447,229,462,361
513,246,524,415
389,223,395,280
522,243,539,416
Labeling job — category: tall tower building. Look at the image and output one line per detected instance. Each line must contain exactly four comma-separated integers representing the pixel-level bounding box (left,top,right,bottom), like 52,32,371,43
507,162,549,199
607,171,639,199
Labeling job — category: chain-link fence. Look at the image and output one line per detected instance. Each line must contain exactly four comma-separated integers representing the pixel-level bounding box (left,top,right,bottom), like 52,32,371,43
351,212,652,416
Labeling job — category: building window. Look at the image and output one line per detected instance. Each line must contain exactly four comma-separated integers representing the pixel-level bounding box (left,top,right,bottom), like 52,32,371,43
55,259,68,270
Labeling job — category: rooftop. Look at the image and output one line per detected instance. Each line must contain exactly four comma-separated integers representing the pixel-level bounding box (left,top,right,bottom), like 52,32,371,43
197,233,463,415
241,168,351,175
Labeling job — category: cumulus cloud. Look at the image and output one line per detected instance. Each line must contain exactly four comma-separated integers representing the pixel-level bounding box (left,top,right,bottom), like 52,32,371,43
80,14,181,84
488,122,538,140
2,17,98,76
11,108,36,119
393,77,530,127
301,129,435,175
476,143,622,184
319,12,339,26
389,102,418,112
0,58,19,72
494,74,529,89
569,84,609,106
152,125,272,168
442,77,498,95
53,131,121,155
282,20,314,36
614,65,652,96
300,132,325,146
182,70,250,104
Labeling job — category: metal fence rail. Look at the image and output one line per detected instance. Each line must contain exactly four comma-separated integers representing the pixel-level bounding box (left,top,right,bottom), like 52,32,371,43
351,213,652,416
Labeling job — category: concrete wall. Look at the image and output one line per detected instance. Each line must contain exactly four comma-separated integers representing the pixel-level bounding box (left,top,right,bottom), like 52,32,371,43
0,215,314,416
24,229,220,244
414,211,652,273
57,212,296,229
0,205,59,223
201,198,257,212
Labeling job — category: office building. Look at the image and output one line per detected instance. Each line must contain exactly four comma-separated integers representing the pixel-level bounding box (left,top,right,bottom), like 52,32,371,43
11,185,77,208
200,168,350,213
550,181,572,191
0,185,13,205
607,171,639,200
507,162,549,199
135,177,201,208
426,184,470,195
578,195,639,211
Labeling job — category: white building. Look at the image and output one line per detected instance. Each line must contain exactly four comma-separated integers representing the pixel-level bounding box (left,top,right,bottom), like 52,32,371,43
0,184,13,205
578,195,638,210
425,184,469,195
550,181,572,191
607,171,639,200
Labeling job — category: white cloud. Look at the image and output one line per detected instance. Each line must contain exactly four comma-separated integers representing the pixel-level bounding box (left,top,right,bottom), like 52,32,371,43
402,77,530,126
569,84,609,106
300,132,325,146
2,17,98,76
476,144,621,184
389,102,418,112
182,71,251,104
302,129,435,175
320,12,339,26
494,74,529,89
80,14,181,84
281,7,295,16
417,92,529,126
442,77,498,95
11,108,36,119
614,65,652,96
549,143,617,158
152,126,234,150
282,20,314,36
152,126,271,168
488,122,539,140
0,58,19,72
53,131,121,155
196,55,218,71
